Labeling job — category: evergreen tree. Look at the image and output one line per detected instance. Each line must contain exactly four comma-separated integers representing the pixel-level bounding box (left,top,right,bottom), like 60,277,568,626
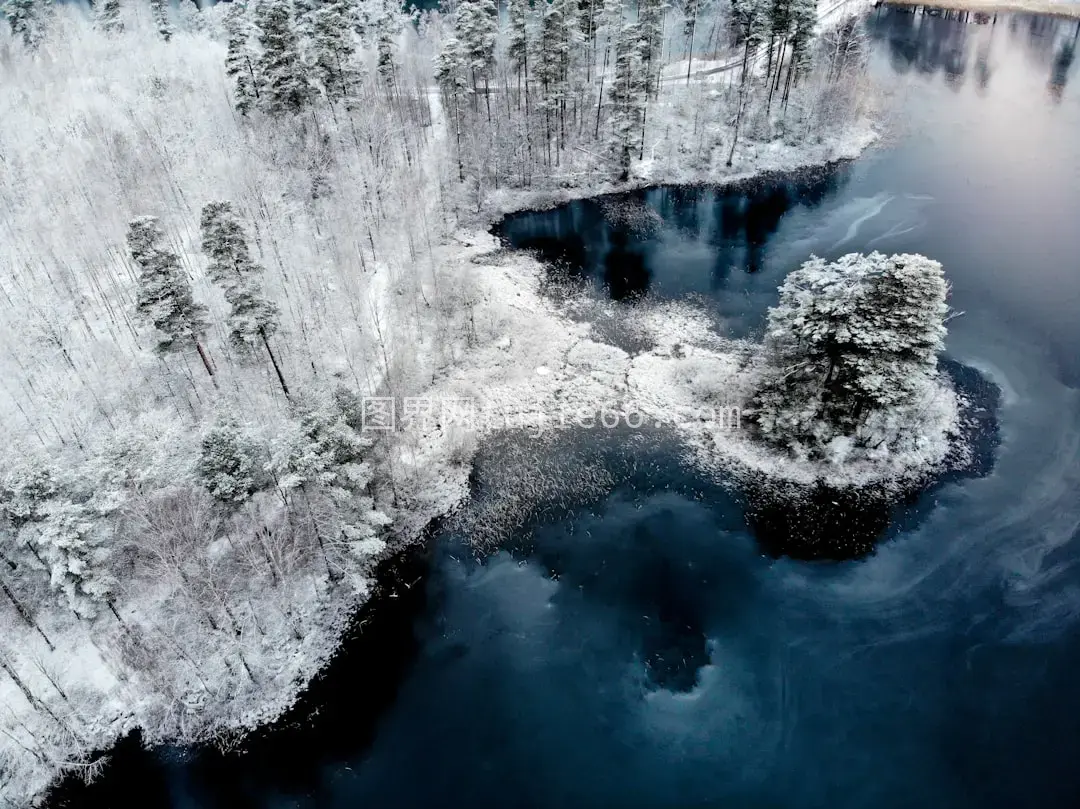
199,201,290,397
637,0,665,99
310,0,363,104
753,252,950,457
150,0,172,42
506,0,530,97
36,500,114,619
369,0,400,85
534,0,577,160
1,461,58,531
456,0,498,104
224,2,261,114
727,0,768,165
197,416,270,504
435,32,469,180
607,20,644,180
271,393,371,492
783,0,816,102
270,391,389,579
682,0,700,83
3,0,46,48
96,0,123,34
255,0,314,116
127,216,214,379
731,0,768,77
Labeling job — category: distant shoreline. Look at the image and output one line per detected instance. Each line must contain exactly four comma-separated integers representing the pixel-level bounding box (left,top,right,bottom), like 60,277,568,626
885,0,1080,20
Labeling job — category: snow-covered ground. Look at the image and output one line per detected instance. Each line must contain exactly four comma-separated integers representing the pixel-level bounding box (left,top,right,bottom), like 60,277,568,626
0,3,926,807
0,122,886,809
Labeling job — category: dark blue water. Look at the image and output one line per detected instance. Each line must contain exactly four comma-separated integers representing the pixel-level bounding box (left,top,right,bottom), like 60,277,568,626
54,8,1080,809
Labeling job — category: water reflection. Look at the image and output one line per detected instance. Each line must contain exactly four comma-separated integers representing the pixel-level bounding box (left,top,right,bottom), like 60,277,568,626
495,164,852,303
868,5,1080,98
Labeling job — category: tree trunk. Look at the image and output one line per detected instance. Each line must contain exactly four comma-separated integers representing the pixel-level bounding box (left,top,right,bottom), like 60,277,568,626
0,656,37,708
686,16,697,85
194,339,217,386
767,40,786,113
727,87,745,167
1,577,54,650
259,327,290,399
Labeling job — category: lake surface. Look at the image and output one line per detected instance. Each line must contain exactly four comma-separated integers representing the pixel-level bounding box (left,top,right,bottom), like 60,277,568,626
54,8,1080,809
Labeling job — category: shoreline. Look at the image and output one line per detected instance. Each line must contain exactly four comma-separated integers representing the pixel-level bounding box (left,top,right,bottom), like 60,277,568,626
884,0,1080,19
33,123,882,808
29,111,889,807
45,525,442,807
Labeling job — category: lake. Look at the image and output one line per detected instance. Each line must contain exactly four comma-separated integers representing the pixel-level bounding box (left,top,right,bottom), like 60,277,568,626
51,7,1080,809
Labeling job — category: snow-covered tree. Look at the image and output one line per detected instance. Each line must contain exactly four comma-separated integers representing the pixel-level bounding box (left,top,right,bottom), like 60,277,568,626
607,20,645,179
255,0,314,115
269,390,391,579
270,392,373,494
35,500,114,619
150,0,173,42
637,0,665,98
96,0,124,35
727,0,768,164
127,216,214,378
783,0,816,100
3,0,49,48
197,416,271,505
199,200,289,396
224,2,261,114
506,0,530,98
0,463,48,581
534,0,577,158
752,252,951,458
310,0,364,104
456,0,498,101
366,0,400,85
682,0,701,81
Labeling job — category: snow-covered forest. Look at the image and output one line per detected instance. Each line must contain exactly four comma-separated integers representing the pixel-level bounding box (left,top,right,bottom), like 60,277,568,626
0,0,877,805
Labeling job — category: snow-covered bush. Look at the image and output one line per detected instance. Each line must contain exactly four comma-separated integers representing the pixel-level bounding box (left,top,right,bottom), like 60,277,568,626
751,252,953,464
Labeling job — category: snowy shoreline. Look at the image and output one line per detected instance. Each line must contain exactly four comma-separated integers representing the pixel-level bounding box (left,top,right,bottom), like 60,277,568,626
25,120,884,809
480,126,881,225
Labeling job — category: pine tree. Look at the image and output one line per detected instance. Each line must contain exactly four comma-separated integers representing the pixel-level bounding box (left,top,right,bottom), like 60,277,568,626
127,216,214,379
435,32,469,181
637,0,665,99
36,500,114,619
607,20,644,180
197,416,270,504
255,0,314,116
534,0,577,161
456,0,498,110
4,0,46,48
682,0,700,83
753,252,950,457
507,0,530,102
270,391,385,580
150,0,172,42
785,0,817,100
727,0,768,165
369,0,400,86
224,2,261,114
310,0,363,104
1,461,58,530
199,201,290,397
96,0,123,34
